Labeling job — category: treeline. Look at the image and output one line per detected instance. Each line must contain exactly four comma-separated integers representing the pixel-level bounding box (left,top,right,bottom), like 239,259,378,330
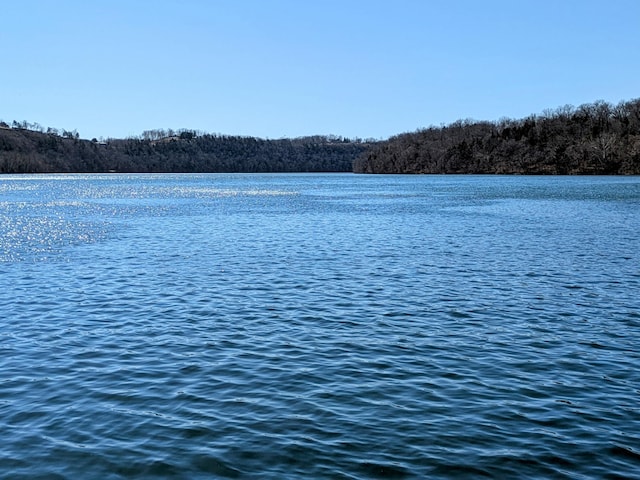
0,124,372,173
1,119,81,139
354,99,640,174
4,98,640,175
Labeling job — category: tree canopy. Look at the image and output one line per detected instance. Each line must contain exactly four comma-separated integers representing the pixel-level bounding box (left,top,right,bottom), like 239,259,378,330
3,98,640,174
0,125,371,174
354,99,640,175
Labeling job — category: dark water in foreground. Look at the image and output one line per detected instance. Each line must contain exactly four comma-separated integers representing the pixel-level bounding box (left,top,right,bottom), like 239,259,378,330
1,173,639,479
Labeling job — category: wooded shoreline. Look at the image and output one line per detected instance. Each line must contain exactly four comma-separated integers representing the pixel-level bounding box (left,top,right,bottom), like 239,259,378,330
355,99,640,175
3,98,640,174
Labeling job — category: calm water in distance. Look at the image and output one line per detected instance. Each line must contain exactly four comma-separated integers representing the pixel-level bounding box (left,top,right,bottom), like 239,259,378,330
1,173,639,479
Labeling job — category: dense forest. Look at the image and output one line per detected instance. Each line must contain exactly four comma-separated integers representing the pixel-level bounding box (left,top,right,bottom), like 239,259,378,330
354,98,640,174
3,98,640,174
0,123,371,173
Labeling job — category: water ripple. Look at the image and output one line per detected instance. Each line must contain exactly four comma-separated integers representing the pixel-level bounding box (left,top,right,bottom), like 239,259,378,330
1,174,639,478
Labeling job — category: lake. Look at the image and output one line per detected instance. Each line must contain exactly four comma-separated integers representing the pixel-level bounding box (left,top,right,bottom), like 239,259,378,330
1,173,639,479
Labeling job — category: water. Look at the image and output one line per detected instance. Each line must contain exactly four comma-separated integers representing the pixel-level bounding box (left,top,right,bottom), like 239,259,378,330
1,173,639,479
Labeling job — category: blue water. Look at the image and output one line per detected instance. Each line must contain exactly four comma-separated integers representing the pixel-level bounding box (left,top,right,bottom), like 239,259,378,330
1,173,639,479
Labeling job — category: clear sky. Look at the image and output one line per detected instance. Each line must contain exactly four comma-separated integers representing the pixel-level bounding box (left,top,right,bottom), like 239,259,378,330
2,0,639,140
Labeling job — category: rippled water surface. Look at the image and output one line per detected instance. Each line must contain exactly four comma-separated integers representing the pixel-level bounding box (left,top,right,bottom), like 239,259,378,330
1,173,639,479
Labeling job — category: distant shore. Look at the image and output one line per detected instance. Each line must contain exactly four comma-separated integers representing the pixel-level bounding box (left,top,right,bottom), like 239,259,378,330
3,98,639,175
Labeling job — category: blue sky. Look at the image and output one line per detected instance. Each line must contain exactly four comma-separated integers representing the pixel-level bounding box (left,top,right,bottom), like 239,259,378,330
2,0,639,140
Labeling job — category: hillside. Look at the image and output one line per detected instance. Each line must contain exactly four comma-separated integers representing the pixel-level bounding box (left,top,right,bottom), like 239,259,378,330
0,125,371,174
354,99,640,174
4,98,640,175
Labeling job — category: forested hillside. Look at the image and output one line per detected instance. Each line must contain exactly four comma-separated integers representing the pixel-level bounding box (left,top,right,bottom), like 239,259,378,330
354,99,640,174
0,124,371,173
4,98,640,175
